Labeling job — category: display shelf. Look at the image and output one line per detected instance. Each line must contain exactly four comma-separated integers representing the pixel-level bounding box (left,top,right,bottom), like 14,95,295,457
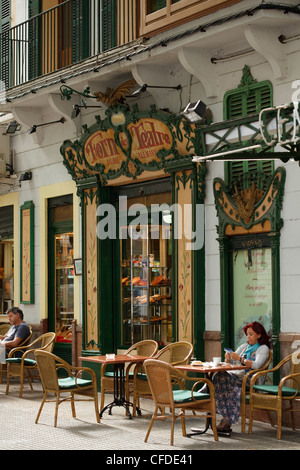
121,232,172,345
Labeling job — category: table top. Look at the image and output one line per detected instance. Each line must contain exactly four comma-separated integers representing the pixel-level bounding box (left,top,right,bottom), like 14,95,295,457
176,362,248,373
79,354,150,365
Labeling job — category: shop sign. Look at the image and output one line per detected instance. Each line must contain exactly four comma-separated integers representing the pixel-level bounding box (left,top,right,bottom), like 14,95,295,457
61,105,196,183
84,118,173,170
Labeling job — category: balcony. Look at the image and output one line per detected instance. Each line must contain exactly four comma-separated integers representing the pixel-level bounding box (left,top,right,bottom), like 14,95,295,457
140,0,243,37
0,0,139,91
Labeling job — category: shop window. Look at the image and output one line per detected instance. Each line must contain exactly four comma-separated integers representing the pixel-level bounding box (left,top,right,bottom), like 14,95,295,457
223,67,274,188
0,205,14,313
0,242,14,313
231,243,272,349
113,179,173,348
147,0,182,13
120,218,172,347
48,195,74,345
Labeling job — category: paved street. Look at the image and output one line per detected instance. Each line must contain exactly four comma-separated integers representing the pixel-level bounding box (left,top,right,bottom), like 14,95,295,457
0,380,299,454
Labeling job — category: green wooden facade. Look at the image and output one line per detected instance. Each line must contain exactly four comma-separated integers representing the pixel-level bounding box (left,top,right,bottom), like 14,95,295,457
61,103,207,359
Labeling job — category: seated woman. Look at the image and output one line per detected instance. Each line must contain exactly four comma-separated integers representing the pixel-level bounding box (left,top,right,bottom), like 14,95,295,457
213,321,271,433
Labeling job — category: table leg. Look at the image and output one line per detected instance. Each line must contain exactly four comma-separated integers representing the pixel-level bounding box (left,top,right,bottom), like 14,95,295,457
188,420,232,437
100,363,142,419
187,418,211,437
186,372,231,438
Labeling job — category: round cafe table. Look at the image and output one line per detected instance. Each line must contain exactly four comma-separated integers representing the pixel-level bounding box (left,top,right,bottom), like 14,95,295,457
175,362,247,436
79,354,150,419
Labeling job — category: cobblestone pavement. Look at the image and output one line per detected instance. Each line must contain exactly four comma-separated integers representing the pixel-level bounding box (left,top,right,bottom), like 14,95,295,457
0,380,299,453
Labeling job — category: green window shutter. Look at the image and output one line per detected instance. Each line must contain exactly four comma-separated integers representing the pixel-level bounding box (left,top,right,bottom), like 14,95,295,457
227,94,243,119
29,0,41,17
0,0,10,89
28,0,41,80
102,0,116,52
224,69,273,187
72,0,90,63
226,84,272,120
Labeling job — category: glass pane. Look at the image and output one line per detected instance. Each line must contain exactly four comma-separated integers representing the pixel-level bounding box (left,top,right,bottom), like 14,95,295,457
147,0,167,14
232,248,272,349
55,232,74,342
0,241,14,313
121,222,172,347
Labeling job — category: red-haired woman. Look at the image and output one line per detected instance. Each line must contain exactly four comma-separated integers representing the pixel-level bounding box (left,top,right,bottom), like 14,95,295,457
213,321,271,433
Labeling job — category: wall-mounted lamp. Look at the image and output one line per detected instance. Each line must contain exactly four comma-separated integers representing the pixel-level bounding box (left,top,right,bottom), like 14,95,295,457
19,171,32,182
71,104,102,119
28,117,65,134
6,121,21,134
182,100,206,123
129,84,182,97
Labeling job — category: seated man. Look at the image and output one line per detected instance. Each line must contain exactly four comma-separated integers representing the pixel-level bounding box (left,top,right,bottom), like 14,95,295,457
0,307,31,359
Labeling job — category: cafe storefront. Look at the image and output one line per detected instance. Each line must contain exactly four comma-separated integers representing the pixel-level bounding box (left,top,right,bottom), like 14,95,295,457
60,103,206,359
213,168,286,368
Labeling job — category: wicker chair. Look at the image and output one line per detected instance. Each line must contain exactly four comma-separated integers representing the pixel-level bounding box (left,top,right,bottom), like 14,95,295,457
6,332,56,397
240,349,273,432
144,359,218,446
0,324,10,336
132,341,193,417
0,326,32,384
100,339,158,411
248,350,300,439
34,350,100,427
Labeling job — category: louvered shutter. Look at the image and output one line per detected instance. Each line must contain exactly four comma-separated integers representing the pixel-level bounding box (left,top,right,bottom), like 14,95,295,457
28,0,41,80
0,0,10,89
72,0,90,62
227,94,243,119
102,0,116,52
224,80,273,186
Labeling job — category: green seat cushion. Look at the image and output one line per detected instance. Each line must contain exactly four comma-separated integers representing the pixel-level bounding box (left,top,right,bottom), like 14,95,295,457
104,371,135,379
173,390,210,404
253,384,300,397
58,377,93,390
6,358,36,366
103,372,114,378
136,373,148,381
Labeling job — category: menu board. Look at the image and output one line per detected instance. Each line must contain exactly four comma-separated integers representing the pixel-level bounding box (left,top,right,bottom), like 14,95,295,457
233,248,272,348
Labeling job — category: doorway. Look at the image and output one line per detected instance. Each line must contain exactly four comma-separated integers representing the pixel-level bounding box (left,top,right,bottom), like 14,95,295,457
48,194,74,362
109,178,174,350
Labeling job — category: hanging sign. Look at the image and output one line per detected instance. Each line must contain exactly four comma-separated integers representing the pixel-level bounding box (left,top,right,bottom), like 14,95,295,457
61,105,196,184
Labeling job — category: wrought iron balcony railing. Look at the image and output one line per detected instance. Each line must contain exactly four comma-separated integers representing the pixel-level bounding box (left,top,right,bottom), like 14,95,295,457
0,0,138,91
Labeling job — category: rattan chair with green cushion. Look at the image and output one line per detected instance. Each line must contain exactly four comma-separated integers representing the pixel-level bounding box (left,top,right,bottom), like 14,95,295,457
240,349,273,432
100,339,158,411
34,350,100,427
144,359,218,446
248,350,300,439
6,331,55,397
132,341,194,417
0,326,32,384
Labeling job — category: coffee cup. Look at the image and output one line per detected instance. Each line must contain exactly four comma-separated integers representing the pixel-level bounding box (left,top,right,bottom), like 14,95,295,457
106,353,115,360
213,356,221,364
